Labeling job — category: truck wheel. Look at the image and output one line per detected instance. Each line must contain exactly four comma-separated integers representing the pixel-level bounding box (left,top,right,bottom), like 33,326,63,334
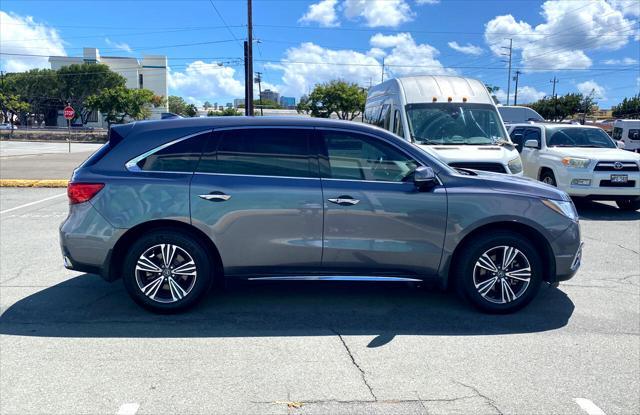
540,170,557,187
454,231,543,314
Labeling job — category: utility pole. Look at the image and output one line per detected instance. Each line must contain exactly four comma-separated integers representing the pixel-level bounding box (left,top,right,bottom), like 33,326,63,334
255,71,263,116
501,39,513,105
513,70,521,106
243,41,250,116
246,0,254,116
550,76,559,120
381,57,385,83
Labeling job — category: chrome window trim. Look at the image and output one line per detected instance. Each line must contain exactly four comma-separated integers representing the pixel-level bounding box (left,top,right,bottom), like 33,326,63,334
125,129,212,173
194,171,320,181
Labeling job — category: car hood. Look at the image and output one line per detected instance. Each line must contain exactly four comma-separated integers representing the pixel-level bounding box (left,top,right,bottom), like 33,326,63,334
457,169,571,201
417,144,518,163
548,147,640,162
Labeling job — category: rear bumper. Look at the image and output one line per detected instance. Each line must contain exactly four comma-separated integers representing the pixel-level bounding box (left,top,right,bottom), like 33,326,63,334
59,202,119,281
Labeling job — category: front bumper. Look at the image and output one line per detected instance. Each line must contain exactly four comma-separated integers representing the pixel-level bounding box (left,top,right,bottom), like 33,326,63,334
556,169,640,198
550,220,582,282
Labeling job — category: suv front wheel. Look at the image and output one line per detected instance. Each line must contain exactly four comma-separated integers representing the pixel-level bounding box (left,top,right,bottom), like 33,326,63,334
616,197,640,211
454,232,543,313
123,230,213,313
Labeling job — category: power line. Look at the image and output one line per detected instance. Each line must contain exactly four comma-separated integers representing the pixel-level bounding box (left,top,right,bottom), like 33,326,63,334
207,0,243,47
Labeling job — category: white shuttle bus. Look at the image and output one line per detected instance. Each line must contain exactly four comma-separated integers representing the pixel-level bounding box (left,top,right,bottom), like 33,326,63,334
364,75,523,175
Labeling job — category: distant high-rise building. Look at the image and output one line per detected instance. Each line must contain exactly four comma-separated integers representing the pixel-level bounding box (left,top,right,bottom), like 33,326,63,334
260,89,280,104
279,96,296,109
234,98,245,108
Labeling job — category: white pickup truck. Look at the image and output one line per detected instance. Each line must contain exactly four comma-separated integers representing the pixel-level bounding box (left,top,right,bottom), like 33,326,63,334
508,123,640,211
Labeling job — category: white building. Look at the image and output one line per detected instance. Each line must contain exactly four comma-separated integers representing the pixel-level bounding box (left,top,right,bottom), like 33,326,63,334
49,48,169,127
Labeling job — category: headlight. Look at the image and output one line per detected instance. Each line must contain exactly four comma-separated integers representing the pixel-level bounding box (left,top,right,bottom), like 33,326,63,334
508,157,523,174
542,199,578,221
561,157,590,168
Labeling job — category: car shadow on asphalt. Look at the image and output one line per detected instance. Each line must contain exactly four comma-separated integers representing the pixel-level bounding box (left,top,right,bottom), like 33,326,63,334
0,276,574,347
574,199,640,221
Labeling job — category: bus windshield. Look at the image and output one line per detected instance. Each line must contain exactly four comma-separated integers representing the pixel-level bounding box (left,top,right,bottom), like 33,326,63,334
406,103,508,145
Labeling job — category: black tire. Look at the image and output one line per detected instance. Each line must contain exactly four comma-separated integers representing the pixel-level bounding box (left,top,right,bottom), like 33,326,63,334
453,231,543,314
540,170,557,187
123,230,213,313
616,198,640,211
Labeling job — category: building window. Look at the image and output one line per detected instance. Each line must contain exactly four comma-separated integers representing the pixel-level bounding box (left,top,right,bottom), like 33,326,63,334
139,74,144,89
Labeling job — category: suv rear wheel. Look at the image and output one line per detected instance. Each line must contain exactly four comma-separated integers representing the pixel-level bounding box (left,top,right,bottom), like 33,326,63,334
616,198,640,211
454,231,543,313
123,230,213,313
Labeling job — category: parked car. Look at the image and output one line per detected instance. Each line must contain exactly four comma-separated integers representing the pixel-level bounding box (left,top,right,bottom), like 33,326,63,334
61,117,582,314
498,105,545,125
612,119,640,152
0,123,17,130
508,123,640,210
365,75,523,176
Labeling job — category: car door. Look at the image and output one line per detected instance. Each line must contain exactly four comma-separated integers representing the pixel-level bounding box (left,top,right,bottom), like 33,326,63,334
190,127,323,276
318,128,447,277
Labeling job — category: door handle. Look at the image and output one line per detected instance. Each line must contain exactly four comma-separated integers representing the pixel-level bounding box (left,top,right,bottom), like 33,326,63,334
328,196,359,206
199,192,231,202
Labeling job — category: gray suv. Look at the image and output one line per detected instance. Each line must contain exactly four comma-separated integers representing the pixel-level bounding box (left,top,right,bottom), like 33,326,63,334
60,117,582,314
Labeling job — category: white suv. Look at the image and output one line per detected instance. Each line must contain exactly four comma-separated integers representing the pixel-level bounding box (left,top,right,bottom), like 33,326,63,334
508,123,640,211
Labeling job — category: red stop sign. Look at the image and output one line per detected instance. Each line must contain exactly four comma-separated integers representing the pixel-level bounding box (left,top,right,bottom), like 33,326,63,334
63,106,75,120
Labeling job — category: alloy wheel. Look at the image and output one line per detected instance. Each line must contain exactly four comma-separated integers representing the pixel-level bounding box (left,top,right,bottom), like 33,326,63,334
135,244,197,303
472,245,532,304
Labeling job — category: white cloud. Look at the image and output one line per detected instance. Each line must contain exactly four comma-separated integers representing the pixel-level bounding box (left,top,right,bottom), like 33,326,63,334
484,0,637,71
168,61,244,104
0,11,66,72
343,0,414,27
265,42,381,96
602,57,638,65
370,33,453,77
299,0,340,27
577,80,606,99
104,38,133,54
495,85,547,104
416,0,440,4
447,41,483,56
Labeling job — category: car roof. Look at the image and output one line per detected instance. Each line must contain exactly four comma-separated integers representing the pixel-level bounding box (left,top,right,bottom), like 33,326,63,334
508,122,602,130
112,116,394,140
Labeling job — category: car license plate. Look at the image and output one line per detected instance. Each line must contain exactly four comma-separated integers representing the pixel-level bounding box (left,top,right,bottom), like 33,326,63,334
611,174,628,183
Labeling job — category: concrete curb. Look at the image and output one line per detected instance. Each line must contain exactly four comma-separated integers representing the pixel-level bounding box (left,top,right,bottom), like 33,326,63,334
0,179,69,188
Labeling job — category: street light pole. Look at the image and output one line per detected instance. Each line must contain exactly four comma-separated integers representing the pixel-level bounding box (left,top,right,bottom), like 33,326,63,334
550,76,559,120
255,71,263,116
513,70,521,106
246,0,254,116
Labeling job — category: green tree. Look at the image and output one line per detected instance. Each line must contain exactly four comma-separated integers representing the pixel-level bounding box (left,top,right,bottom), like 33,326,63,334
0,91,30,135
203,101,212,110
528,93,585,122
3,69,61,126
86,87,159,126
254,99,281,109
168,95,189,116
297,80,367,120
58,63,126,124
612,95,640,119
185,103,198,117
485,84,500,104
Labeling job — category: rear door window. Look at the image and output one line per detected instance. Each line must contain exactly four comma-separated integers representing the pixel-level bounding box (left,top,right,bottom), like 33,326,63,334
136,131,209,172
628,129,639,140
197,128,316,178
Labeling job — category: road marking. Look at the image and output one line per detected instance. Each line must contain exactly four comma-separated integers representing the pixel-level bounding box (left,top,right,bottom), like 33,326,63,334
0,193,66,215
574,398,607,415
116,403,140,415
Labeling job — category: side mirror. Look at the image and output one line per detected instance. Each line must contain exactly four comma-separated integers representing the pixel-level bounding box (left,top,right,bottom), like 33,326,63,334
414,166,437,190
616,140,625,149
524,139,539,148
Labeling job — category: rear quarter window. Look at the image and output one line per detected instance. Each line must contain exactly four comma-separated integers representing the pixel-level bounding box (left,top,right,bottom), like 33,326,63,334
136,132,209,172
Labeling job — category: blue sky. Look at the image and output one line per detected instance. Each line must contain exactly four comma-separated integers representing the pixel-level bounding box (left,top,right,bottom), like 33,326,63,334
1,0,638,108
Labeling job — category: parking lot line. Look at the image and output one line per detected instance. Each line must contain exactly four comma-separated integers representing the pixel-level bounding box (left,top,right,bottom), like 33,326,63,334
0,193,66,215
116,403,140,415
574,398,607,415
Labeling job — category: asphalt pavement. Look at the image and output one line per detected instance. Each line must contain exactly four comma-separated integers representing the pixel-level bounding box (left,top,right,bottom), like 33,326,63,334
0,188,638,415
0,141,101,180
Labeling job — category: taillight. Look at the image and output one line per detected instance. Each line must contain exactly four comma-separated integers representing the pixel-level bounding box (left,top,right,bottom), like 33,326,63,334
67,182,104,204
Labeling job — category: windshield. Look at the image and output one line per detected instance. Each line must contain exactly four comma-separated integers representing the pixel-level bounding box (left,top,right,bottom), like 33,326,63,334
405,103,508,145
546,127,616,148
